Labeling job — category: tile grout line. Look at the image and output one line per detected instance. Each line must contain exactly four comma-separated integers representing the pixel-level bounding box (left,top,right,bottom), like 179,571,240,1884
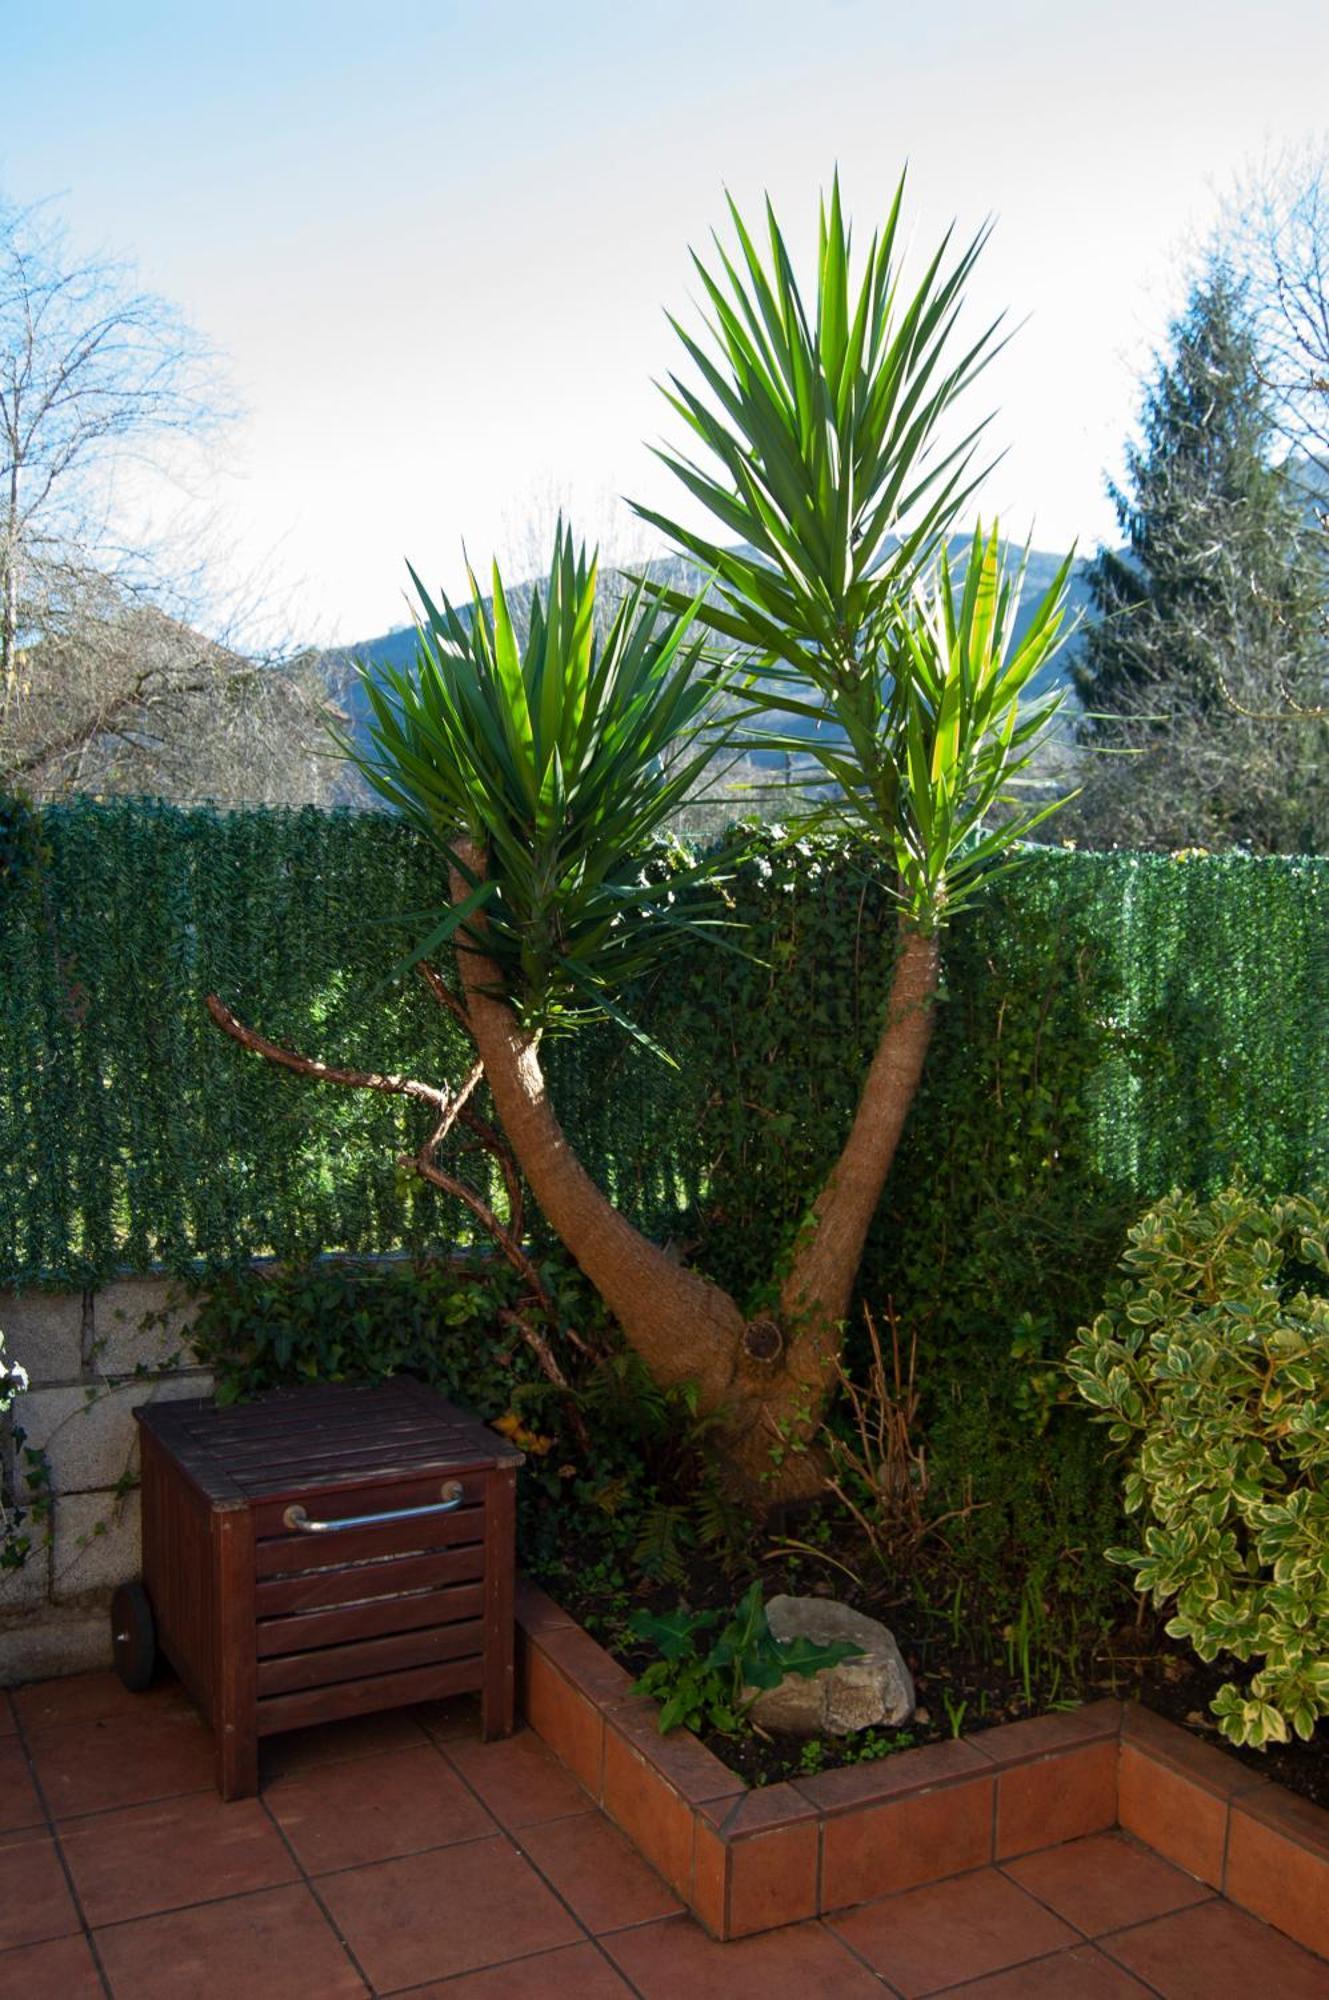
811,1911,907,1995
988,1848,1179,1998
9,1693,115,1999
255,1770,386,1995
433,1730,653,2000
922,1936,1169,1999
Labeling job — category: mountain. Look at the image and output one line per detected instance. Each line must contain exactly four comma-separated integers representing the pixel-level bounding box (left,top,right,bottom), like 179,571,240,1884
330,540,1096,775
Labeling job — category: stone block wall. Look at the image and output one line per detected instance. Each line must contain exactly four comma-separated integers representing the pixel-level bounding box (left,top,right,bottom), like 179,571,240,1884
0,1277,212,1684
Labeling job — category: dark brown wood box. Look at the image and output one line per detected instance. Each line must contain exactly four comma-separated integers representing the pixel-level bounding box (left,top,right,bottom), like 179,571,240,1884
135,1377,522,1799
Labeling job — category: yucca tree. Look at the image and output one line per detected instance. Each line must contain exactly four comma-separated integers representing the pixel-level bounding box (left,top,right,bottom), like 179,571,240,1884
353,524,735,1048
619,175,1073,1484
343,525,778,1402
344,180,1072,1500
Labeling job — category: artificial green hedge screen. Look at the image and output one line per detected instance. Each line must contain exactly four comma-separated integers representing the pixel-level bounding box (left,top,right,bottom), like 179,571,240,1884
2,798,1327,1297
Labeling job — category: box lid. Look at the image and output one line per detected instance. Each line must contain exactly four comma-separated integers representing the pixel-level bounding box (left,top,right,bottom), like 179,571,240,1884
136,1376,523,1506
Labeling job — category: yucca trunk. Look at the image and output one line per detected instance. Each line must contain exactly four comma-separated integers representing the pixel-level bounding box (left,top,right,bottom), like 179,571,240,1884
451,846,938,1501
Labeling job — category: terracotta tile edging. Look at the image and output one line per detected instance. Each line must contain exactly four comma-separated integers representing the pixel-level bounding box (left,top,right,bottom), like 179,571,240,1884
514,1581,1329,1955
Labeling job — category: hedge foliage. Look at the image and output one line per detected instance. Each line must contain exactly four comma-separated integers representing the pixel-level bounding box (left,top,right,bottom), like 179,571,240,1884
3,800,1327,1301
7,799,1327,1643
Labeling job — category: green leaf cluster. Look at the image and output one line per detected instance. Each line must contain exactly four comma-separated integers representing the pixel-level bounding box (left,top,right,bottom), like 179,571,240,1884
638,177,1074,928
629,1580,862,1736
1068,1185,1329,1747
347,523,740,1042
190,1255,569,1415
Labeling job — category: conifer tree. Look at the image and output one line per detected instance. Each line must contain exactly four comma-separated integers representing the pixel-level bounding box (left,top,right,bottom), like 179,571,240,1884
1071,261,1327,850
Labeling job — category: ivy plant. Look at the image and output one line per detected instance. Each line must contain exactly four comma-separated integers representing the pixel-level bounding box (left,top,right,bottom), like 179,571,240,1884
0,1326,40,1573
629,1580,862,1735
1067,1185,1329,1748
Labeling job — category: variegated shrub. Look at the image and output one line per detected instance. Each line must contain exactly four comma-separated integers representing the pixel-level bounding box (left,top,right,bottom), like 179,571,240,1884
1068,1186,1329,1749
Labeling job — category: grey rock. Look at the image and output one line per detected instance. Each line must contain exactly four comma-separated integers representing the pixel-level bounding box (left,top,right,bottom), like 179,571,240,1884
744,1594,916,1738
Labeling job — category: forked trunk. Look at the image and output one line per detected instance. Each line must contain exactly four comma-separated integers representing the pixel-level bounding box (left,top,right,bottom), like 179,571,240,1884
449,848,747,1418
450,846,939,1501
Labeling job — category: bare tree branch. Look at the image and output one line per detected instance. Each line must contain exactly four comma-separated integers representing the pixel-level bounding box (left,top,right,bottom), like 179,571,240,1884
203,990,596,1390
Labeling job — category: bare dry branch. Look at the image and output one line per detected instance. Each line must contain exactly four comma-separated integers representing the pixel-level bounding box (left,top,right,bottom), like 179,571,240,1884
203,991,594,1392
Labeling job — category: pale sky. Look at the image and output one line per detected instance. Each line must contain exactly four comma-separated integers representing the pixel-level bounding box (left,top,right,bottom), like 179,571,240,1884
3,0,1327,647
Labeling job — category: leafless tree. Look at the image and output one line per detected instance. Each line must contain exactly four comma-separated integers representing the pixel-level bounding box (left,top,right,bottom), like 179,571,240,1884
2,585,350,806
1224,141,1329,528
0,197,354,806
0,197,225,713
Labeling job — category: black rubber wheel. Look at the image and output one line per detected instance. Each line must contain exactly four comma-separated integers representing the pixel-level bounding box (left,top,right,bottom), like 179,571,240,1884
110,1580,156,1692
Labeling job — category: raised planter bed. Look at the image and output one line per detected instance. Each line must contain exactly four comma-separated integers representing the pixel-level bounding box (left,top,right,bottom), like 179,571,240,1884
515,1577,1329,1958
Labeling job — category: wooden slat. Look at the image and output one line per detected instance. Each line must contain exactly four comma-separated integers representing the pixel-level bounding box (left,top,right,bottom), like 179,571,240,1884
213,1505,258,1800
229,1443,486,1491
156,1381,520,1503
254,1503,485,1578
235,1458,498,1503
256,1655,483,1736
225,1444,473,1484
137,1403,245,1505
203,1413,465,1456
256,1580,485,1658
254,1543,484,1618
257,1618,485,1696
140,1429,217,1716
481,1464,517,1740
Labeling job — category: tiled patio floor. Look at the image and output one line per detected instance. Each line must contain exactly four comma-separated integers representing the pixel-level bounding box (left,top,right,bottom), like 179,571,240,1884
2,1671,1327,1998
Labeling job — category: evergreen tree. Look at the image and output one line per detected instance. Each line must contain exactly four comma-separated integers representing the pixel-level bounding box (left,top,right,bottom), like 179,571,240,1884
1071,262,1327,851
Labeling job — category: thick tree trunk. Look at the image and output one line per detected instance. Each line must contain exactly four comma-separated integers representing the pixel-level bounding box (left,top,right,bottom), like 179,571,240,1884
450,846,939,1500
777,920,941,1374
449,847,748,1419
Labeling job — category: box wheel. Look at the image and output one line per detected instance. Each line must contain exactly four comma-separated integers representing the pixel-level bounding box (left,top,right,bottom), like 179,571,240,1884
111,1580,157,1692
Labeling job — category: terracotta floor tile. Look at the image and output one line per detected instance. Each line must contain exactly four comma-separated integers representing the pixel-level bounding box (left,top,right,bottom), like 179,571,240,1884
0,1930,105,1998
0,1832,79,1952
399,1938,636,1997
317,1833,582,1990
936,1942,1155,1996
603,1913,886,1998
11,1669,195,1733
94,1881,366,2000
266,1743,496,1874
412,1692,482,1742
59,1789,298,1927
1104,1897,1329,2000
27,1709,213,1819
830,1867,1079,1997
259,1708,429,1781
445,1728,595,1828
0,1740,44,1834
522,1809,683,1932
1004,1832,1212,1936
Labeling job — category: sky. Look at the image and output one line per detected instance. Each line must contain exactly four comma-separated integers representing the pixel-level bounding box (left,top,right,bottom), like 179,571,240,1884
2,0,1327,648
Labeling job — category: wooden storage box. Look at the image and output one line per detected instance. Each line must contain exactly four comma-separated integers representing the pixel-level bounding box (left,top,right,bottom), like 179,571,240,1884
131,1377,522,1799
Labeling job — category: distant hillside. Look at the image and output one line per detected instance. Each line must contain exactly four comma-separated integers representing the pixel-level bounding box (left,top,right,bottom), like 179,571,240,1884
331,540,1096,772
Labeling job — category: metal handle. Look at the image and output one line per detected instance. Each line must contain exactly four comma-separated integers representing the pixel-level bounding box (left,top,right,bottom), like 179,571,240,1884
283,1480,465,1534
